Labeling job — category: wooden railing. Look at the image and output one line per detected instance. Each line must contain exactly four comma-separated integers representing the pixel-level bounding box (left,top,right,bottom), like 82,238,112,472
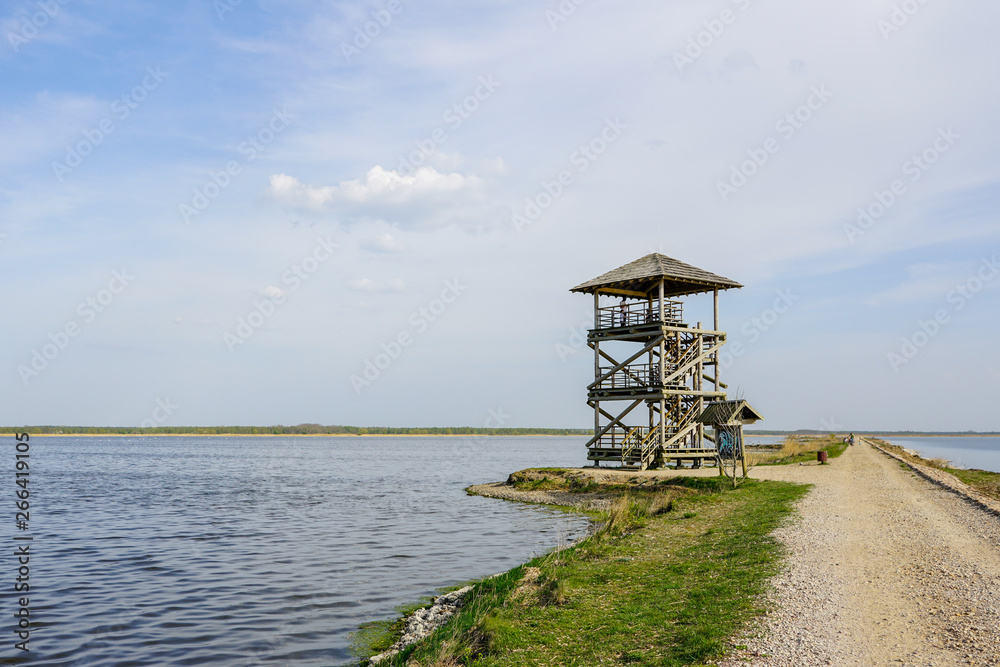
596,300,682,329
590,422,709,468
620,426,644,464
596,363,658,390
594,363,696,391
590,426,628,450
637,426,663,468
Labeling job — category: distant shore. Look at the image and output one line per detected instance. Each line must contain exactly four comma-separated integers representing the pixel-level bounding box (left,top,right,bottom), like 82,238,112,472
10,429,999,438
13,432,588,438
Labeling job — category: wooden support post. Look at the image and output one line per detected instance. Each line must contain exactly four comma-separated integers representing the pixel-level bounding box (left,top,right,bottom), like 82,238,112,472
658,280,664,322
648,291,655,435
696,322,704,450
713,289,720,394
713,289,719,330
658,280,665,453
594,291,601,467
717,426,724,476
741,431,748,477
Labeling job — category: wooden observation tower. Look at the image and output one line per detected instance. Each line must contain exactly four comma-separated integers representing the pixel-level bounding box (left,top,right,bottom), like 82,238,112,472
570,253,743,470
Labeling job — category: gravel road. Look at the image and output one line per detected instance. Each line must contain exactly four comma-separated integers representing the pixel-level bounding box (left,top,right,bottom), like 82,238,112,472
719,439,1000,667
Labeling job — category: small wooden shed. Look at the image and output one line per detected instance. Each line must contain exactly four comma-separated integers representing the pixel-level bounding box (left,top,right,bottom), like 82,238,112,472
695,400,764,476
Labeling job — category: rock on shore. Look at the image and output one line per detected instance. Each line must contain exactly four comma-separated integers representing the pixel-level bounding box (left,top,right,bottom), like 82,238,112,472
466,481,613,510
369,586,473,664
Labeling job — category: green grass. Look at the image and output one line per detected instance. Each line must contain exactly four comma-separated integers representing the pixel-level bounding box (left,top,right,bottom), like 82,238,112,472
943,467,1000,501
368,476,809,666
353,597,434,657
760,435,848,466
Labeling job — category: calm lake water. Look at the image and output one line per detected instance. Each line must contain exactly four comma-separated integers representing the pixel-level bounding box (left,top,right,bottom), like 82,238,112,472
744,435,785,447
887,436,1000,473
12,436,593,666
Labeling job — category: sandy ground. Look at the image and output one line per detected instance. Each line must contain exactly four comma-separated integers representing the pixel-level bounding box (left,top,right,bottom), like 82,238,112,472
718,439,1000,667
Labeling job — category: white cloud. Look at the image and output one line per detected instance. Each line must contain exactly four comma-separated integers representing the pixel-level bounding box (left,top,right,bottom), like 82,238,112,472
363,233,406,253
347,278,406,292
268,165,481,209
262,285,288,300
266,165,490,229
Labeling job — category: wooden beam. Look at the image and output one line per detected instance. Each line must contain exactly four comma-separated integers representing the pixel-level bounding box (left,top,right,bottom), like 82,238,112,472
591,345,648,386
661,338,725,386
702,374,728,389
584,399,644,447
587,337,664,390
597,287,649,299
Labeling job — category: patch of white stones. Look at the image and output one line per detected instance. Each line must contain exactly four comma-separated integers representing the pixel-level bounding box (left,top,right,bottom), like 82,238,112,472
369,586,473,664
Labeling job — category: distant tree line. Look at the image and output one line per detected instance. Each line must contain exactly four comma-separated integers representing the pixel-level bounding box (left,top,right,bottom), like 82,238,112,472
746,429,1000,436
5,424,592,436
7,426,996,437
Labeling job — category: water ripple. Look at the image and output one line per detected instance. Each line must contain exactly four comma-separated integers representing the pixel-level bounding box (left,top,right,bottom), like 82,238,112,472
21,435,591,665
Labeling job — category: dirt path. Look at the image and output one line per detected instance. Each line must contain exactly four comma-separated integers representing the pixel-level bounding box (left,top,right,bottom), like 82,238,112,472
721,439,1000,666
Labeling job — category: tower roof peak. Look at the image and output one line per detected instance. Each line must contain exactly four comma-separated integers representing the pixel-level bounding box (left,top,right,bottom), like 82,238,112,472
570,252,742,298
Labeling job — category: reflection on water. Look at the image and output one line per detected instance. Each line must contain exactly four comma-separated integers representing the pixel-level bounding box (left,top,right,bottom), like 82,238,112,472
26,436,592,665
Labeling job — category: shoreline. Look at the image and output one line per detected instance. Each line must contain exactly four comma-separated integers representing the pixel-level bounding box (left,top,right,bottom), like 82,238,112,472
16,433,587,438
466,481,613,511
10,431,1000,438
872,439,1000,516
363,439,1000,665
360,464,809,665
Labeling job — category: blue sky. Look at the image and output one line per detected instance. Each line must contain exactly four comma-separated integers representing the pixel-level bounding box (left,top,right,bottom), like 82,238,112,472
2,0,998,431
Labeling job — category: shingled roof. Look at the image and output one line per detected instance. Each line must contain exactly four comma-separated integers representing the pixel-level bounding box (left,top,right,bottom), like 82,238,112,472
570,253,742,298
695,400,764,425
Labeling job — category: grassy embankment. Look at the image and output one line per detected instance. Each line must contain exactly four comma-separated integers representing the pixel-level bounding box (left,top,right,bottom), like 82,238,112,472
873,438,1000,502
755,434,849,466
356,472,809,666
